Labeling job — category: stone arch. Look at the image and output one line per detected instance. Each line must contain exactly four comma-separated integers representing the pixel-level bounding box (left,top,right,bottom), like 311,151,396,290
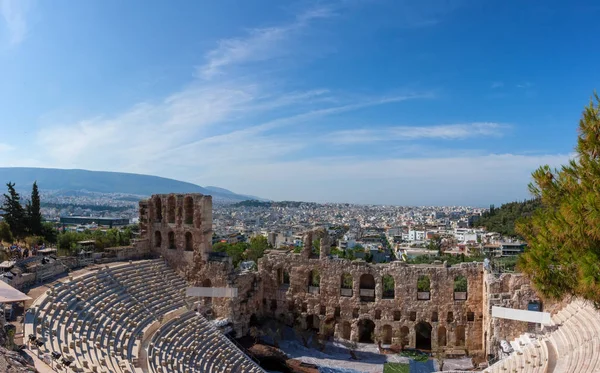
415,322,432,350
358,319,375,343
168,231,175,249
455,325,466,346
382,274,395,299
185,232,193,251
154,197,162,222
308,270,320,288
381,324,392,345
399,326,410,347
184,196,194,225
438,326,447,347
341,321,351,340
359,274,376,302
154,231,162,248
167,195,176,224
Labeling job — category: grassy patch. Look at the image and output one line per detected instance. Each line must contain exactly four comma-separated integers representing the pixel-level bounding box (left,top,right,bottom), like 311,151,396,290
383,363,410,373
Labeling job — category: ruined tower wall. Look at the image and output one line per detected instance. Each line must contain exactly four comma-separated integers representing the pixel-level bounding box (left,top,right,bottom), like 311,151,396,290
142,193,213,271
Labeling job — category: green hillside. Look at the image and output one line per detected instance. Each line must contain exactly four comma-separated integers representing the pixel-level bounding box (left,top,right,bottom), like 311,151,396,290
473,198,541,237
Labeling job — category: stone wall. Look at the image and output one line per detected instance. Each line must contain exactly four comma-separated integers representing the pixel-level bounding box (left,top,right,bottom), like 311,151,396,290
259,251,485,356
142,193,213,272
482,272,542,356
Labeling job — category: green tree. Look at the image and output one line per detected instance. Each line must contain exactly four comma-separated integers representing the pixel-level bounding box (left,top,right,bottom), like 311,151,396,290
517,93,600,303
28,182,42,236
427,234,442,256
245,235,269,263
0,221,13,243
40,222,58,244
2,182,27,238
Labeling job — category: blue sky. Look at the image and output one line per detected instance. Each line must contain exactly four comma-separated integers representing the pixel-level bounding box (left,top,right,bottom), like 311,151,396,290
0,0,597,205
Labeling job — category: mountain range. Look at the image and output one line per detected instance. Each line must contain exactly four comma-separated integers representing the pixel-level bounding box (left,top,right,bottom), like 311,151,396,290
0,167,265,202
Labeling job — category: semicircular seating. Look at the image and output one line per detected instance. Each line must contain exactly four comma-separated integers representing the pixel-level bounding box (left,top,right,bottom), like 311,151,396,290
24,259,264,373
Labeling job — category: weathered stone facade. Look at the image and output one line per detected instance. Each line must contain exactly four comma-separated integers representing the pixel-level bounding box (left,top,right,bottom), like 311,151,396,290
259,251,485,355
141,193,213,271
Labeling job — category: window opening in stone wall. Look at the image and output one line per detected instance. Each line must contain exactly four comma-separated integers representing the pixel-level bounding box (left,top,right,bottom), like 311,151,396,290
382,274,395,299
447,312,454,322
382,324,392,345
410,311,416,321
184,196,194,225
454,275,468,300
393,311,401,321
375,309,381,320
185,232,193,251
168,231,175,249
155,197,162,222
431,311,438,322
359,274,376,302
167,195,176,224
340,273,353,297
417,275,431,300
415,322,432,350
467,311,475,322
455,325,466,346
438,326,447,347
154,231,162,248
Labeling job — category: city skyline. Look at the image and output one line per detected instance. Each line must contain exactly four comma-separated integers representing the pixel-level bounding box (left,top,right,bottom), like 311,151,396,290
1,0,596,205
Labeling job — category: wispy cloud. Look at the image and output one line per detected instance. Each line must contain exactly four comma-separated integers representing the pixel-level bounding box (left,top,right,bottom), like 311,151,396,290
491,81,504,89
0,0,30,45
198,5,336,79
517,82,533,89
0,143,14,152
329,123,508,144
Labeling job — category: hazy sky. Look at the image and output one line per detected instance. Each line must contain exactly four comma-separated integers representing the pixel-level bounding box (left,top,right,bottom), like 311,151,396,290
1,0,596,205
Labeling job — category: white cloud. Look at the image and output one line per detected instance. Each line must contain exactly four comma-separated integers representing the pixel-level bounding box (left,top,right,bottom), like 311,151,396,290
491,81,504,89
517,82,533,89
329,123,508,144
198,6,336,79
0,0,30,45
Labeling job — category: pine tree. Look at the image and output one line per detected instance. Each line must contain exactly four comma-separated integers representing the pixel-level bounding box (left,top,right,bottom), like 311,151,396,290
29,181,42,235
517,92,600,304
2,182,27,238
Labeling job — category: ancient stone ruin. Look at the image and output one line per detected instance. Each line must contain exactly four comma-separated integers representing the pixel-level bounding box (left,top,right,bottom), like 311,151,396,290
136,193,542,361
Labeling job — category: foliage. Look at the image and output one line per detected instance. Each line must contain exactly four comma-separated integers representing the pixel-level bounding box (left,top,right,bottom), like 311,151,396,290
28,182,42,236
57,228,134,253
341,273,353,289
516,93,600,303
310,270,320,287
397,350,429,362
383,274,395,297
2,182,27,238
406,253,486,266
426,234,442,254
0,222,13,243
213,242,248,267
417,276,430,292
453,276,468,292
246,235,269,263
473,198,541,237
41,222,58,244
383,363,410,373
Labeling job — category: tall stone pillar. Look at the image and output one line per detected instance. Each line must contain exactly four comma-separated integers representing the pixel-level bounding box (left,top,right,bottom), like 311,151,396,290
302,232,313,259
319,233,331,259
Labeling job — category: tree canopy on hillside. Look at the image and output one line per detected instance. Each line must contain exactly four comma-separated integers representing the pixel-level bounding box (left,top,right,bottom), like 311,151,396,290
472,199,541,237
517,93,600,304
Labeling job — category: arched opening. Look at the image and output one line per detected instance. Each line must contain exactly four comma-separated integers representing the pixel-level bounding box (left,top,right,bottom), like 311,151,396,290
185,232,193,251
340,273,353,297
400,326,410,348
415,322,432,351
306,315,319,331
342,321,351,340
168,231,176,249
167,195,176,224
359,274,376,302
202,279,212,307
417,275,431,300
382,325,392,345
357,319,375,343
184,196,194,225
455,325,466,346
249,314,259,327
308,270,320,293
454,275,468,300
382,274,395,299
438,326,447,347
154,231,162,248
154,197,162,222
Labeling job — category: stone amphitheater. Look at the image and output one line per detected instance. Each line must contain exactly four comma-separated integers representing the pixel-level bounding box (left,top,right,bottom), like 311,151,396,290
20,193,600,372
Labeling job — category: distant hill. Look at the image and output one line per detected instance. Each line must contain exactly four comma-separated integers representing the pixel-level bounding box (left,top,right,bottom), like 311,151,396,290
0,167,265,202
472,198,541,237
